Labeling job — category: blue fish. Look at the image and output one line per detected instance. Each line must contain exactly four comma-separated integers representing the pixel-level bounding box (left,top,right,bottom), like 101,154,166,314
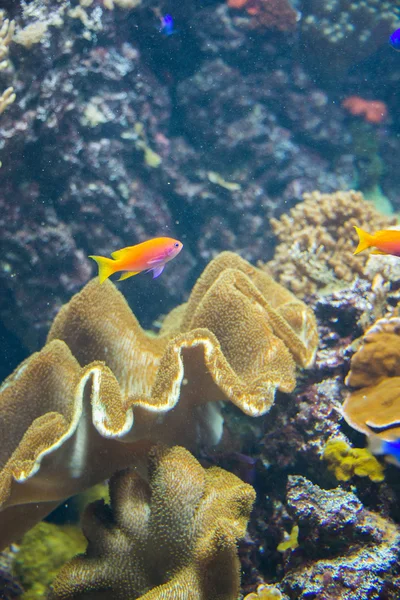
389,28,400,51
159,14,176,36
368,435,400,466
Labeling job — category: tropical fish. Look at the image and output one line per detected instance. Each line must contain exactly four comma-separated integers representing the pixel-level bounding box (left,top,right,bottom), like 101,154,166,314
368,435,400,467
159,14,176,36
353,226,400,257
89,237,183,284
389,28,400,52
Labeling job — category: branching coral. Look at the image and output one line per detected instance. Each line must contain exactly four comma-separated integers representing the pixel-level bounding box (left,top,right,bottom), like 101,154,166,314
343,316,400,440
0,86,15,115
49,445,255,599
323,439,385,483
0,10,15,117
264,190,397,297
0,252,318,550
0,10,14,70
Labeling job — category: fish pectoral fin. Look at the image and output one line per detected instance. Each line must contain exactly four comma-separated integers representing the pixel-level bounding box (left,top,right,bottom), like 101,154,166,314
111,247,136,260
150,265,165,279
370,249,388,255
118,271,140,281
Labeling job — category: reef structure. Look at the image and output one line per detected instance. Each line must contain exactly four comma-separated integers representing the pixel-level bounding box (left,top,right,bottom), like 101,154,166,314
343,315,400,441
49,445,256,599
265,190,398,297
0,252,318,551
280,476,400,598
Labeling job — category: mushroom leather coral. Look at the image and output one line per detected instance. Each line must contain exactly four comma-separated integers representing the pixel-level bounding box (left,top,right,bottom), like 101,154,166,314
49,445,256,600
0,251,317,550
343,317,400,439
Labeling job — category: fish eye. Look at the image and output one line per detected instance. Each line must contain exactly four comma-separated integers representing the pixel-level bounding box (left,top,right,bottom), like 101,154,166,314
175,243,180,247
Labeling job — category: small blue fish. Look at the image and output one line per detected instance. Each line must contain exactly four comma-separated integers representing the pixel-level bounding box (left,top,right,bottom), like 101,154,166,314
368,435,400,466
159,14,176,36
389,28,400,51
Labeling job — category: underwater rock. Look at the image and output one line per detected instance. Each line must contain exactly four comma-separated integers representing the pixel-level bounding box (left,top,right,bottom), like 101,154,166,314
175,60,355,259
0,252,318,551
301,0,400,78
48,445,255,599
280,476,400,599
0,2,190,350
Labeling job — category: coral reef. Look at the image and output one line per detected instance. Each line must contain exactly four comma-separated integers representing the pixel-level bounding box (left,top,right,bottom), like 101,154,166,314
0,0,363,351
49,445,255,599
235,270,400,595
343,316,400,439
14,522,85,600
265,190,397,297
279,476,400,598
323,439,385,483
0,252,318,551
0,0,399,355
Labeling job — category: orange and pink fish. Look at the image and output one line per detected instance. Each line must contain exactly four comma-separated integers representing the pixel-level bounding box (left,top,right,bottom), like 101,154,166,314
89,237,183,284
354,226,400,257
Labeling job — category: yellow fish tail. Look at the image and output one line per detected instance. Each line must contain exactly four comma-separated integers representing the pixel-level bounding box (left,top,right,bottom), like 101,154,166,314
353,226,374,255
88,255,117,284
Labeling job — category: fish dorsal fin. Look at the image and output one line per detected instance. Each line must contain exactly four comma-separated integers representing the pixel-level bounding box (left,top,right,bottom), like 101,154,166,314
111,247,137,260
118,271,140,281
370,249,388,255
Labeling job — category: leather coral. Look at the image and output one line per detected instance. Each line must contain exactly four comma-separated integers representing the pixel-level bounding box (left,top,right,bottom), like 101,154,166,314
0,251,318,549
49,445,256,600
343,316,400,440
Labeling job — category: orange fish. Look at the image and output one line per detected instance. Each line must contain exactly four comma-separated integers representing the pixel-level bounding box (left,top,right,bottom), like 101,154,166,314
354,226,400,257
89,237,183,284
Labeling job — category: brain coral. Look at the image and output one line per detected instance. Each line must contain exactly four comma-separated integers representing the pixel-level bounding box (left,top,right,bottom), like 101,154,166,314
0,251,318,550
49,445,256,600
265,190,397,297
343,316,400,440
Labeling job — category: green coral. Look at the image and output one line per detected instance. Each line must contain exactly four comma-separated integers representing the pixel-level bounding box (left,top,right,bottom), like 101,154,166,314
15,521,86,599
277,525,299,553
323,439,385,483
75,481,109,515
